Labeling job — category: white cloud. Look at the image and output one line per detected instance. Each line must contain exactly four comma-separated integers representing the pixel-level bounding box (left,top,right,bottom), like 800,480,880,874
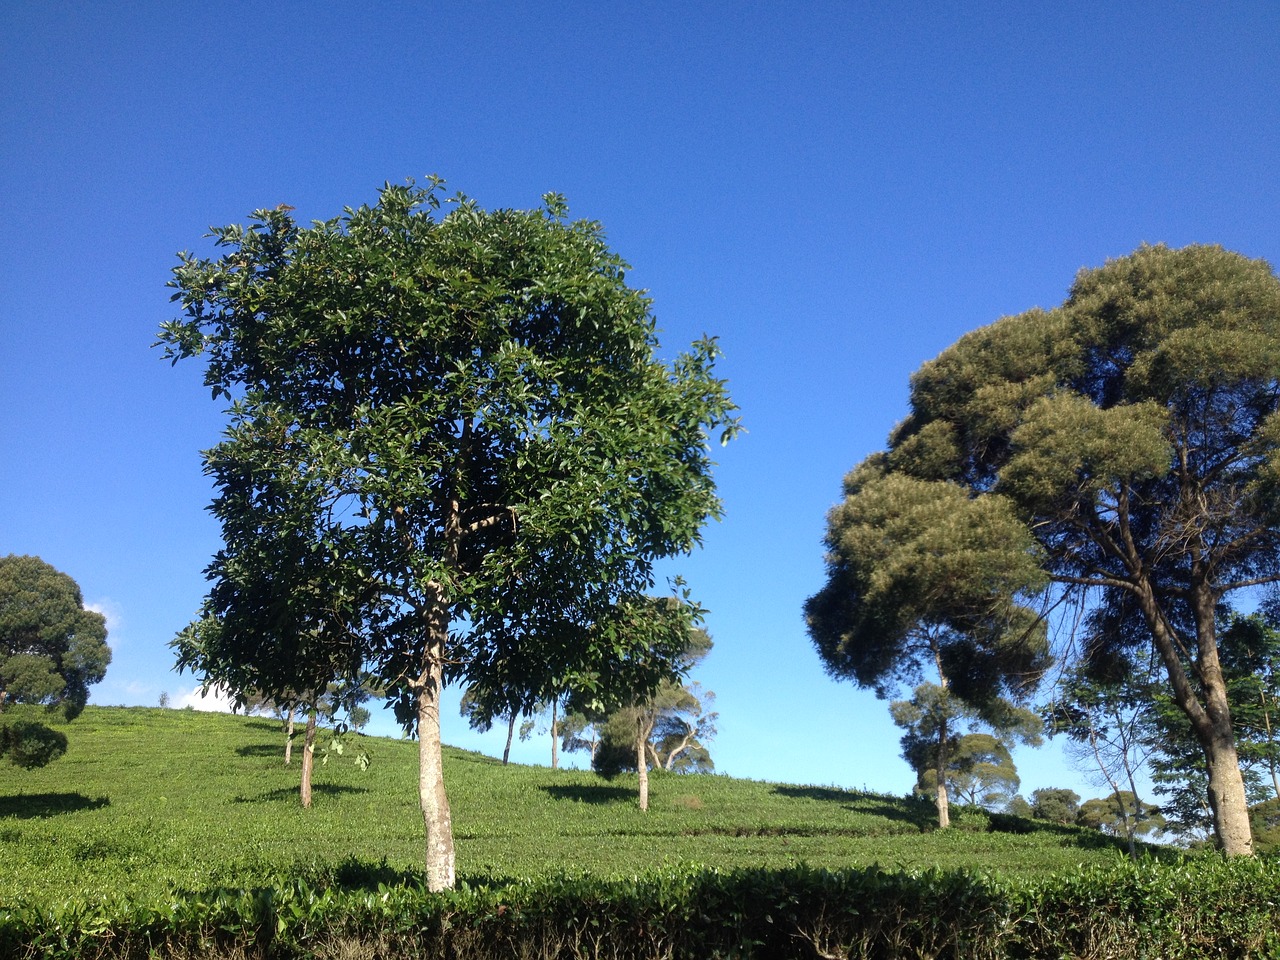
174,683,237,713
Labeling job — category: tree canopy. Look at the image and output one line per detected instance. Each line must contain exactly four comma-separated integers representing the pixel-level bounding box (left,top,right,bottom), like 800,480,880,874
0,555,110,721
159,179,738,889
833,243,1280,855
0,555,111,769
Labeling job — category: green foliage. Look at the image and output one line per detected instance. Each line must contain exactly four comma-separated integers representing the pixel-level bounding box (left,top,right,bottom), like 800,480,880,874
832,243,1280,854
918,733,1021,810
0,555,110,725
1078,791,1166,839
805,465,1049,707
160,178,740,730
1251,797,1280,854
1030,787,1080,825
582,613,718,780
892,682,1041,822
0,717,68,769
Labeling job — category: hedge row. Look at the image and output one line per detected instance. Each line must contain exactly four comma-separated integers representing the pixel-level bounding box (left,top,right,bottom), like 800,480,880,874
3,857,1278,959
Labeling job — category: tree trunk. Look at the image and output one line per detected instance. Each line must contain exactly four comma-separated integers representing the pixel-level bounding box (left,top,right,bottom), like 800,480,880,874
300,709,316,808
284,705,295,765
1203,724,1254,855
932,648,951,830
550,698,559,770
1131,579,1252,854
665,721,695,771
636,716,649,812
934,721,951,830
417,647,456,891
503,712,515,765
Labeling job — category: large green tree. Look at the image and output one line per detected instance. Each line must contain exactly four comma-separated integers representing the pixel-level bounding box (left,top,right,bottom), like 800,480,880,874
805,464,1050,828
0,555,111,768
159,180,738,890
849,244,1280,855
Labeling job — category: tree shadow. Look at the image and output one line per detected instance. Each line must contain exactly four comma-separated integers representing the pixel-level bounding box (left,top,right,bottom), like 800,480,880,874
0,792,110,819
770,785,936,830
540,784,635,805
235,744,285,758
232,784,370,804
241,719,283,732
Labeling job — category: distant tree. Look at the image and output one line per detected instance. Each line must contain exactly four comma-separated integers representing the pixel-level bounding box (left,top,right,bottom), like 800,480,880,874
900,716,1030,813
559,707,604,763
1078,791,1165,841
1030,787,1080,825
848,245,1280,855
1005,795,1033,818
1250,798,1280,855
459,686,523,765
160,181,738,889
0,555,111,769
577,598,714,810
158,691,171,709
805,462,1050,830
651,680,717,772
1045,659,1156,851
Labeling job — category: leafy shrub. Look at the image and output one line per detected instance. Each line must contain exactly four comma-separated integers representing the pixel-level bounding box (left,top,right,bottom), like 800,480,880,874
1,720,68,769
3,859,1279,959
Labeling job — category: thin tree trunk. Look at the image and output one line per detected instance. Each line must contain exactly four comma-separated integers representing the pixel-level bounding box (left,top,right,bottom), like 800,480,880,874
417,639,455,891
665,720,695,771
300,708,316,808
503,712,515,765
1259,687,1280,800
935,714,951,830
932,644,951,829
284,705,295,766
636,715,649,812
550,699,559,770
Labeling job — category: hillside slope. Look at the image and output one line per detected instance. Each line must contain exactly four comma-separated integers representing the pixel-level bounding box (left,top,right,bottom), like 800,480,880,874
1,707,1144,904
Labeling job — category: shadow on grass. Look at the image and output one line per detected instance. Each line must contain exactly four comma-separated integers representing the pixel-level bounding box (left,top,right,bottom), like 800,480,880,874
0,792,110,819
242,719,283,732
771,785,937,830
235,744,285,758
541,784,636,805
233,784,371,804
984,812,1183,859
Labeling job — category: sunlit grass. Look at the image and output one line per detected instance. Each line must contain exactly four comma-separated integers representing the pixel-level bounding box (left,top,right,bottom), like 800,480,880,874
1,706,1144,906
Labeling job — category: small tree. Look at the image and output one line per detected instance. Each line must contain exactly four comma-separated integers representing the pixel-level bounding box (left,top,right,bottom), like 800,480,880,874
1030,787,1081,825
892,683,1041,814
161,180,738,888
576,597,713,810
0,555,111,768
1078,791,1165,842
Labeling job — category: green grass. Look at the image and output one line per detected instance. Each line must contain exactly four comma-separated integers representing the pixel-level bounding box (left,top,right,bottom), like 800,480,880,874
1,706,1155,907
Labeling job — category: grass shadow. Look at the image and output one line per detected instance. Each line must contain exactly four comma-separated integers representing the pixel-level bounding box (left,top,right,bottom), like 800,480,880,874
241,719,283,732
235,744,285,758
541,784,636,805
233,784,371,804
771,785,937,830
0,792,110,819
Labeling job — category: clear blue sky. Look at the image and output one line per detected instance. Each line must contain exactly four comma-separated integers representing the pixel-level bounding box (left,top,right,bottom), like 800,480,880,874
3,3,1279,803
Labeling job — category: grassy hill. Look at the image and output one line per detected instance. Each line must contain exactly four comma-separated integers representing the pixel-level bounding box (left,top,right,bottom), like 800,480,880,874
2,706,1146,906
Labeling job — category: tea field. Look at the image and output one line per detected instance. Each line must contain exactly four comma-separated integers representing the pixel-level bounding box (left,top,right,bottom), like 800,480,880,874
0,706,1160,908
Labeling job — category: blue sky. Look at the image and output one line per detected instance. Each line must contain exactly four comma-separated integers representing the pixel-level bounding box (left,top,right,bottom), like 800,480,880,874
3,3,1279,803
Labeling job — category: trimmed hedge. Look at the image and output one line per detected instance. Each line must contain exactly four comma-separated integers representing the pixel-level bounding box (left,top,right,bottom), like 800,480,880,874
3,858,1278,959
